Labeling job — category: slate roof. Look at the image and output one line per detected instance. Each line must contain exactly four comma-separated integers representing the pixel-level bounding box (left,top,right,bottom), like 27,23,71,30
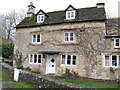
105,18,120,37
16,6,106,28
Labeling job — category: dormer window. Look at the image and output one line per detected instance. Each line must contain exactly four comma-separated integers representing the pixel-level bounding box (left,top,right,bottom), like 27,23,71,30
65,5,76,20
66,10,75,20
36,10,46,23
37,15,44,23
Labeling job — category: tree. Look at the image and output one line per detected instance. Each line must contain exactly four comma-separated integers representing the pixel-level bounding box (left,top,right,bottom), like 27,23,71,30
0,9,26,40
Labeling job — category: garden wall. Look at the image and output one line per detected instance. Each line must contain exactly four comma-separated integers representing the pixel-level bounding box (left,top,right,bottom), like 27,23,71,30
1,63,85,88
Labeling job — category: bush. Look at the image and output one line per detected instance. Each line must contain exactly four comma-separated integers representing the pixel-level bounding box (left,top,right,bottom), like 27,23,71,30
17,65,24,70
31,71,41,74
1,43,14,59
62,68,79,78
24,67,31,71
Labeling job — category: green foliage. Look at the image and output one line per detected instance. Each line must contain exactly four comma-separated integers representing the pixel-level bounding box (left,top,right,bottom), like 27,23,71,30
109,67,118,74
61,79,118,88
17,65,24,70
24,67,31,71
1,43,14,59
62,68,79,78
0,66,11,81
31,70,41,74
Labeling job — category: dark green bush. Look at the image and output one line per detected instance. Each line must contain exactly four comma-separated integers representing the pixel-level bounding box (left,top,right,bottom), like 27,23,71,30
31,71,41,74
24,67,31,71
1,43,14,59
62,68,79,78
17,65,24,70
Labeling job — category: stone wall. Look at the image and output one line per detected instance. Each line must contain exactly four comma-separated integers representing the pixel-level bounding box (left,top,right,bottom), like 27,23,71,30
1,63,86,88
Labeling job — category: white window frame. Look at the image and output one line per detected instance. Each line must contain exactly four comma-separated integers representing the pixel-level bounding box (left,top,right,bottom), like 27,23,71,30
37,15,45,23
103,55,120,68
64,32,74,42
32,34,41,44
61,55,77,66
114,38,120,48
66,10,75,20
29,54,42,64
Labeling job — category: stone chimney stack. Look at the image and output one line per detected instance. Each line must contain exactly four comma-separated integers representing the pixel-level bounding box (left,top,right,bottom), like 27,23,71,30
27,2,35,17
96,3,105,8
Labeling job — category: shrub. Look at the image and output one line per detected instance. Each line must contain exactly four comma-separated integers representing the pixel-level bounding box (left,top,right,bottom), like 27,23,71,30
17,65,24,70
62,68,79,78
31,71,41,74
1,43,14,59
24,67,31,71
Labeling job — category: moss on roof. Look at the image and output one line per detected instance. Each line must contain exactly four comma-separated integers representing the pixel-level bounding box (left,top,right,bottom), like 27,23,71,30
16,7,106,28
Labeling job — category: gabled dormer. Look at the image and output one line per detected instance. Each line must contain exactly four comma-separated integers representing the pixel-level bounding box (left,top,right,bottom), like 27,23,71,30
36,10,47,23
65,5,77,20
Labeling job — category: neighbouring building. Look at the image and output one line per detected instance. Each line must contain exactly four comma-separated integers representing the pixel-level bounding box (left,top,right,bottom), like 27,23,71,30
14,2,120,79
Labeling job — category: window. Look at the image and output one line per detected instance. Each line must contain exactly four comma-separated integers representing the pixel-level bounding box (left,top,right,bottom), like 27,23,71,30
62,55,66,64
104,55,120,67
64,32,74,42
62,55,76,66
29,54,42,64
66,10,75,19
104,55,110,66
114,38,120,48
112,55,117,67
32,34,41,44
37,15,44,23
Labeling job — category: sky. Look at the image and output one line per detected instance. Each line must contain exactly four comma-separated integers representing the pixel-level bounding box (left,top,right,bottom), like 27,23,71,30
0,0,119,18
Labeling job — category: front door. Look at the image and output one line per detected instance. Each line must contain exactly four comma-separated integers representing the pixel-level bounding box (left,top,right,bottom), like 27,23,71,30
46,55,56,74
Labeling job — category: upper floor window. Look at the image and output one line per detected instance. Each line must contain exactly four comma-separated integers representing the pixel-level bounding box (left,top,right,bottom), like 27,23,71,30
37,15,44,23
29,54,42,64
64,32,74,42
66,10,75,20
114,38,120,48
32,34,41,44
104,55,120,68
62,55,76,66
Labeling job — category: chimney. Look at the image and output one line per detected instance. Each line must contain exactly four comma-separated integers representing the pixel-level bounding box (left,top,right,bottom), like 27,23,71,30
27,2,35,17
96,3,105,8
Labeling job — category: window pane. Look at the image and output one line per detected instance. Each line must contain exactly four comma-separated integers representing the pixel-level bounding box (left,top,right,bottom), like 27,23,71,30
33,35,36,42
70,32,74,41
68,12,70,18
37,34,40,42
72,55,76,65
30,54,33,63
65,33,69,41
67,55,71,65
119,55,120,66
38,16,40,21
34,54,37,63
41,16,44,21
115,39,119,46
112,55,117,66
62,55,65,64
71,12,74,18
105,55,110,66
38,55,41,63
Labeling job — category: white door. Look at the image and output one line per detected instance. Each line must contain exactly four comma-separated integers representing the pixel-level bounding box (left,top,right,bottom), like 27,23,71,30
46,55,56,74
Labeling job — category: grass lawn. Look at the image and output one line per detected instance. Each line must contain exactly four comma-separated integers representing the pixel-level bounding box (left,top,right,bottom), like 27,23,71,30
61,79,118,88
0,66,10,81
5,82,34,88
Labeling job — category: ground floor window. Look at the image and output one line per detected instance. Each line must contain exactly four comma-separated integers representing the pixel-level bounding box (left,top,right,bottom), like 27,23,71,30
29,54,42,64
62,55,76,66
104,55,120,67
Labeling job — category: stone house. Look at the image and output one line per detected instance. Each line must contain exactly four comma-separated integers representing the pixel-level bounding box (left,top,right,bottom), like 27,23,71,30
15,2,120,79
